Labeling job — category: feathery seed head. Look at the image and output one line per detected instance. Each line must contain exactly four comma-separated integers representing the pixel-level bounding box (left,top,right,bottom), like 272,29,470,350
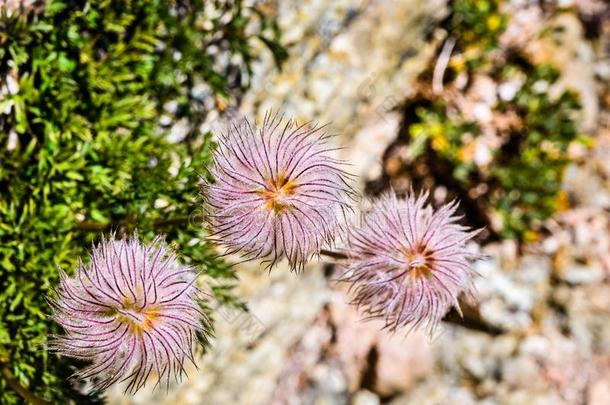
340,191,479,332
49,235,208,394
204,113,353,271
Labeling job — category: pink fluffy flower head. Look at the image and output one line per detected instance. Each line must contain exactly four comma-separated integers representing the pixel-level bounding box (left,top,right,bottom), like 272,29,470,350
49,235,208,394
340,191,479,332
204,113,353,271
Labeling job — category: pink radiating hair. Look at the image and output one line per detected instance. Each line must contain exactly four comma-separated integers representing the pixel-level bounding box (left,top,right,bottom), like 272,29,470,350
340,191,479,332
204,113,353,271
49,235,207,394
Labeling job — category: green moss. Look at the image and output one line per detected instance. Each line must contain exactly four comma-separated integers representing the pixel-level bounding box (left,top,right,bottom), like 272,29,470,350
404,0,583,242
448,0,507,70
0,1,284,402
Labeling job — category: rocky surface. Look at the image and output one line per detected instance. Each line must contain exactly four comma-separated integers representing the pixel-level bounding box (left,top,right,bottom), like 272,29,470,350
106,1,610,404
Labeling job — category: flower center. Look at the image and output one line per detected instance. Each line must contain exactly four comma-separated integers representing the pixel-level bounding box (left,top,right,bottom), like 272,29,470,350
259,173,297,214
109,300,159,333
406,251,432,279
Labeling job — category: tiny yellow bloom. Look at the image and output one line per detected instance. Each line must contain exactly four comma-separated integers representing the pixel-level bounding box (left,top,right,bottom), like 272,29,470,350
524,230,540,242
487,14,502,31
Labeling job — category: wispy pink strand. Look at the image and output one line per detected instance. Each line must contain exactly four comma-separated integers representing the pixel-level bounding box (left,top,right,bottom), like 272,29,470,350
203,112,354,271
340,191,479,333
48,235,208,394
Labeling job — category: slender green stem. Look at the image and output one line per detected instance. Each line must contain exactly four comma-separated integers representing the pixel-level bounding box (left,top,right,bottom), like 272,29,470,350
1,366,50,405
73,220,110,231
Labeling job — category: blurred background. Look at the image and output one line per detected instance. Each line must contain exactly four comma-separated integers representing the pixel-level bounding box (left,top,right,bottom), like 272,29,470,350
1,0,609,404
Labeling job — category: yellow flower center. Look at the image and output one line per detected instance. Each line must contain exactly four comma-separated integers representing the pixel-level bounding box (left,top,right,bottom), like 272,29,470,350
109,299,159,334
259,173,296,214
406,250,432,279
